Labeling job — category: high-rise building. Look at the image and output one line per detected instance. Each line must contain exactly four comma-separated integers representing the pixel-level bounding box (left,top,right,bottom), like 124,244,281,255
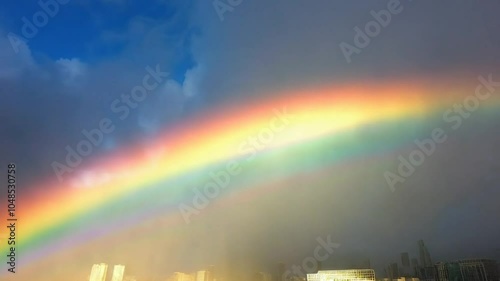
168,272,195,281
307,269,375,281
435,259,499,281
390,263,400,279
416,240,435,280
111,265,126,281
196,270,208,281
423,266,437,280
89,263,108,281
411,258,420,277
278,262,286,281
418,240,432,267
436,261,460,281
207,265,216,281
400,253,411,277
458,259,499,281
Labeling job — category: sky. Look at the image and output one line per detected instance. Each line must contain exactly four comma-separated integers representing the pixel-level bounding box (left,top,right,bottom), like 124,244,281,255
1,1,500,280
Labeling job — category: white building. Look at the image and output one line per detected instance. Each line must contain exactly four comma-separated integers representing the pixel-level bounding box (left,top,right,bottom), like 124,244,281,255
111,264,126,281
89,263,108,281
169,272,195,281
307,269,376,281
196,270,208,281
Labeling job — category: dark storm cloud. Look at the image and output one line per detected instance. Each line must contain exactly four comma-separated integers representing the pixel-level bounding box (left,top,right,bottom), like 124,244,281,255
191,0,500,104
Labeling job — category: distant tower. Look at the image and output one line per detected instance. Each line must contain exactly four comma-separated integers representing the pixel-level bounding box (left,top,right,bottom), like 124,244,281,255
411,258,420,277
196,271,208,281
386,264,395,279
207,265,215,281
418,240,426,266
111,265,126,281
390,263,399,279
401,253,410,276
89,263,108,281
418,240,432,267
277,263,286,281
425,250,432,267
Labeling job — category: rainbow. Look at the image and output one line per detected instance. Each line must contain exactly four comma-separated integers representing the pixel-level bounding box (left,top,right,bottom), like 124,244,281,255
2,74,500,278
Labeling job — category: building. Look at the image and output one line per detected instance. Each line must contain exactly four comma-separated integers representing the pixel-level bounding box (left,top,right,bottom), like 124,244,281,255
435,259,499,281
435,262,446,281
416,240,435,280
89,263,108,281
391,263,400,279
401,253,411,277
436,262,460,281
458,259,498,281
167,270,210,281
411,259,419,277
207,265,216,281
196,270,208,281
418,241,432,268
307,269,375,281
111,265,126,281
418,266,436,281
168,272,195,281
385,263,401,280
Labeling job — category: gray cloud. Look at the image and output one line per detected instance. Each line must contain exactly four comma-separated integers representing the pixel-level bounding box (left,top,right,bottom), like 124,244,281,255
191,0,500,104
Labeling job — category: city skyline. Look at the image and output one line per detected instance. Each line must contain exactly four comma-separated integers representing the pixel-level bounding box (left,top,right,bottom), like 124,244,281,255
83,239,499,281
